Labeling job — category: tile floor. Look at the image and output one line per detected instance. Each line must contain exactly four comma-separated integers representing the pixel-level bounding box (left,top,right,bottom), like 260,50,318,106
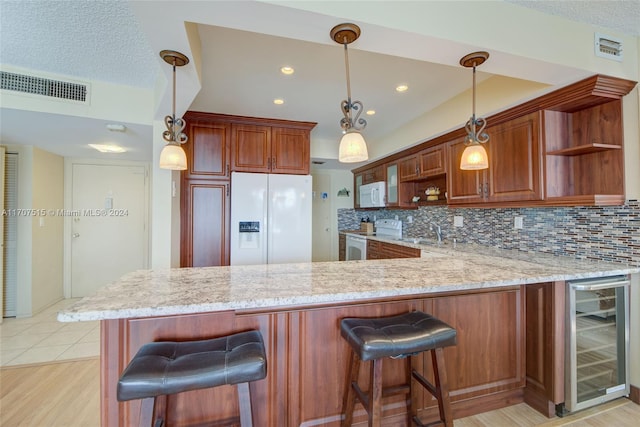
0,298,99,367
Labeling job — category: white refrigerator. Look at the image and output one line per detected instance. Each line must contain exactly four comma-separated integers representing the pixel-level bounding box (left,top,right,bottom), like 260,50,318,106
230,172,312,265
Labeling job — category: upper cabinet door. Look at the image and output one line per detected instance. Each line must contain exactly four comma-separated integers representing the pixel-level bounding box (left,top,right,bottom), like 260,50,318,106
398,155,419,182
231,124,272,173
446,137,485,204
419,144,446,177
271,127,310,174
486,112,542,202
184,121,230,180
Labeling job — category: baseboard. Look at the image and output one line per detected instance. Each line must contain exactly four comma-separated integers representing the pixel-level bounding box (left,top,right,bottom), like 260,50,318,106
630,384,640,405
417,388,524,424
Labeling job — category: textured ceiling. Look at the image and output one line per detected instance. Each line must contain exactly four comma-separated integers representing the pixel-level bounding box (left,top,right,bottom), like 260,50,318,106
0,0,158,88
507,0,640,37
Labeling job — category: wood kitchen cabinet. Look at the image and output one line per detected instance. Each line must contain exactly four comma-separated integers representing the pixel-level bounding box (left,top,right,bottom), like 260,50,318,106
447,112,542,205
543,99,626,205
231,124,312,175
181,113,232,267
524,281,565,417
398,144,446,182
181,112,316,267
354,74,635,208
339,233,346,261
180,180,230,267
182,114,230,180
367,240,421,259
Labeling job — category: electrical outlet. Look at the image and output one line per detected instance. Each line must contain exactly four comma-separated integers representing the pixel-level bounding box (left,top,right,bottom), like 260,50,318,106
407,215,413,224
454,216,464,227
514,216,524,229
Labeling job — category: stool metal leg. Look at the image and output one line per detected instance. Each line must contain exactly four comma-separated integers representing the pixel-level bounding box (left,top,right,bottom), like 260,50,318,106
342,349,360,427
237,382,254,427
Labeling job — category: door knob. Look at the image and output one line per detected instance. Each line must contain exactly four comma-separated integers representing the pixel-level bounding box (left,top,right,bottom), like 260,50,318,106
73,233,80,238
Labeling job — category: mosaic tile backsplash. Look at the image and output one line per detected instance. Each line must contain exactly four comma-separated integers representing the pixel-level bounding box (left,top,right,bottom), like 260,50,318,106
338,200,640,267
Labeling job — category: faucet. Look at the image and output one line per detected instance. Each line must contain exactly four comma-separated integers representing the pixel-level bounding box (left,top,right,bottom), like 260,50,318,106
429,222,442,244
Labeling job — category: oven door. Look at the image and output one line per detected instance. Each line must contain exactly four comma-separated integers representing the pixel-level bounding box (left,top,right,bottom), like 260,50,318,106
345,235,367,260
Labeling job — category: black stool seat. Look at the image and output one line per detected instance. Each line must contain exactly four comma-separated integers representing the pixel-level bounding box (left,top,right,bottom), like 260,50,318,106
340,311,457,361
117,330,267,402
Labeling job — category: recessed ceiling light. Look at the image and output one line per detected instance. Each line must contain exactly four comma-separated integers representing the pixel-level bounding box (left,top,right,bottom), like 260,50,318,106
88,144,127,153
273,98,285,105
395,85,409,93
105,123,127,132
366,110,376,116
280,66,294,75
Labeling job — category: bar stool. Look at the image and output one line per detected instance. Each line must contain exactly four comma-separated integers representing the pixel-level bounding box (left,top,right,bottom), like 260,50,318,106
117,330,267,427
340,311,457,427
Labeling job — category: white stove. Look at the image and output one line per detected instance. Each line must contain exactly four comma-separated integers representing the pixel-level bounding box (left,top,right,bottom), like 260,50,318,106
374,219,403,239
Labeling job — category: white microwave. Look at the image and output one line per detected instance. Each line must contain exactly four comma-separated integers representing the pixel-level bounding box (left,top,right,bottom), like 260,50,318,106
359,181,386,208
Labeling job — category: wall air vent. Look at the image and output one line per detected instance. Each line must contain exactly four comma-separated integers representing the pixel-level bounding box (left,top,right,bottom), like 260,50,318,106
0,71,88,102
595,33,623,62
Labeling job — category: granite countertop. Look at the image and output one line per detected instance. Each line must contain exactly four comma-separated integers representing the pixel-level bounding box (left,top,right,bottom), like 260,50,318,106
58,240,639,322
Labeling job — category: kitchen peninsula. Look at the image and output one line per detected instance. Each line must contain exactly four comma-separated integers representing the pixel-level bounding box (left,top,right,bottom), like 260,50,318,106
59,245,639,427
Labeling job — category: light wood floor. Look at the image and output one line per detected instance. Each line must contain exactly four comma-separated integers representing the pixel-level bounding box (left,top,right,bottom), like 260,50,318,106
1,358,638,426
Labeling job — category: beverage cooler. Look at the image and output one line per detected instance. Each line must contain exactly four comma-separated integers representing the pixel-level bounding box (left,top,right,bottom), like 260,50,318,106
560,275,630,415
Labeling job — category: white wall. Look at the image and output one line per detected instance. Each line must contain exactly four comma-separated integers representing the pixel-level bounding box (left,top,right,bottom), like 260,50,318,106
30,148,64,313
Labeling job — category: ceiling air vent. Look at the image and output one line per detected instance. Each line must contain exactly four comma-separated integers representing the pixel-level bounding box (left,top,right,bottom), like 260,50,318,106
595,33,623,62
0,71,88,102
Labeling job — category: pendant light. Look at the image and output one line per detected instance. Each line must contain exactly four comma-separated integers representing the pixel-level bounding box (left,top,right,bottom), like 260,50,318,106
159,50,190,170
331,23,368,163
459,51,490,170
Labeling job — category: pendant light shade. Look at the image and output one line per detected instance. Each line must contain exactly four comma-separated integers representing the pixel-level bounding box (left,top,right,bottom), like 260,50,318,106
460,143,488,170
339,131,368,163
159,143,187,170
331,23,369,163
459,51,490,171
159,50,190,170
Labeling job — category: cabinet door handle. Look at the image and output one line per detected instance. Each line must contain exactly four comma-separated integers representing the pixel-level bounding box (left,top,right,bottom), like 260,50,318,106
415,166,419,175
226,184,229,197
477,186,482,195
484,182,489,197
226,164,230,177
272,157,276,169
268,158,271,170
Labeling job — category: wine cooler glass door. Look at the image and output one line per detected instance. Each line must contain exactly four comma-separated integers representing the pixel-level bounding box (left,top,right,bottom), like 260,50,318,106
566,276,630,412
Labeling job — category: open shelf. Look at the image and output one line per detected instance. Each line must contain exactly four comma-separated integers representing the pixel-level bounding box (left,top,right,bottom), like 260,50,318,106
547,143,622,156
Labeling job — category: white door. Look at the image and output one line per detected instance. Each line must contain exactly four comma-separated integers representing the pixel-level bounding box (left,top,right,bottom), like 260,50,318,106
71,164,147,297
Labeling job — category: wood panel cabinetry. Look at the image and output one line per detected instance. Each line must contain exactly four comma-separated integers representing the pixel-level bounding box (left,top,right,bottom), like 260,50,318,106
398,144,446,182
181,112,316,267
181,113,232,267
524,281,565,417
354,74,635,208
231,124,312,174
447,112,542,205
103,286,526,426
543,100,625,205
367,240,421,260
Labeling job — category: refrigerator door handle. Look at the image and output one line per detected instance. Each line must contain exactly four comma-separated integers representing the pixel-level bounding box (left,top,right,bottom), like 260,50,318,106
571,279,629,291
